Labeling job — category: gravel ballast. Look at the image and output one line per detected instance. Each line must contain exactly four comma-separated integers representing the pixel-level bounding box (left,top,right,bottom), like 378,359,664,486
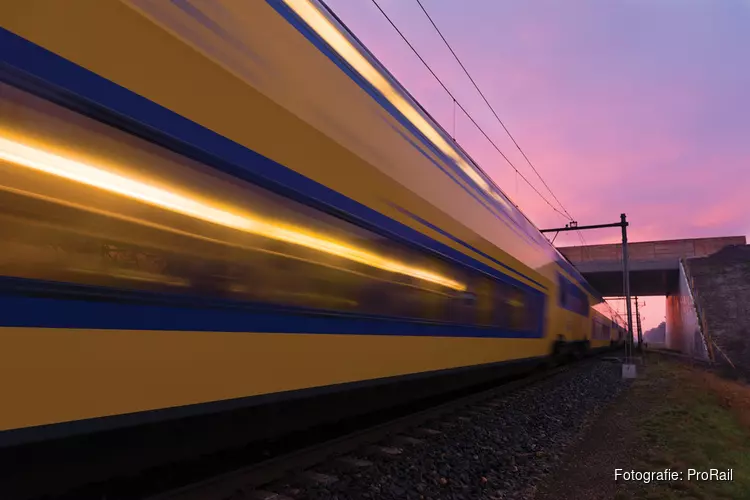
266,359,629,500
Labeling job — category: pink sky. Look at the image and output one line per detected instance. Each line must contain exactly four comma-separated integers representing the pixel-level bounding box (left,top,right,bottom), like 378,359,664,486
325,0,750,330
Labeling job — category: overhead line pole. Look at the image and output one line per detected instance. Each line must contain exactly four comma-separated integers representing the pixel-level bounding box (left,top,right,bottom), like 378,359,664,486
634,297,643,348
541,214,634,359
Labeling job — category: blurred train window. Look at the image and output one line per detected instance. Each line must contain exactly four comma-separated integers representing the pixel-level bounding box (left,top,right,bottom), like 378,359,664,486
0,83,543,332
557,273,589,317
490,280,541,332
591,317,611,340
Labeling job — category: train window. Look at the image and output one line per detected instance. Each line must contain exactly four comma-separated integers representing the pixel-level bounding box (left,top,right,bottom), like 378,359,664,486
558,273,589,317
490,280,541,332
0,83,546,332
591,317,612,340
461,291,477,306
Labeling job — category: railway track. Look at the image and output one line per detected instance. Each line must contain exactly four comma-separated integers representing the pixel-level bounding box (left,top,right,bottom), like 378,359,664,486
146,357,609,500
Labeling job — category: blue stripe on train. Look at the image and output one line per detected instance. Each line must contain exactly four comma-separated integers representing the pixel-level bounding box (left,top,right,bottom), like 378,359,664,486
0,294,544,339
0,27,549,296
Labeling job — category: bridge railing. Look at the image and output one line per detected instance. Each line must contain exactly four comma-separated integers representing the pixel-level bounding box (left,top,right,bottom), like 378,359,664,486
680,258,742,372
687,270,738,372
678,258,712,362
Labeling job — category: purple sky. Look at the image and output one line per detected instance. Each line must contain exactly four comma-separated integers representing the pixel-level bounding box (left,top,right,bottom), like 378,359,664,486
324,0,750,329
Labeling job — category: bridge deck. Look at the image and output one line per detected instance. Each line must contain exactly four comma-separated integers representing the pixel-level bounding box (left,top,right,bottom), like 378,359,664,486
557,236,746,296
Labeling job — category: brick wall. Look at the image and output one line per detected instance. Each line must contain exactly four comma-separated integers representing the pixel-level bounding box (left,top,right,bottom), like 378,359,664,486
687,245,750,375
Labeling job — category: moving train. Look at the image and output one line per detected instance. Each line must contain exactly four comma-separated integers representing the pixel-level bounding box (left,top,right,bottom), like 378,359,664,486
0,0,626,494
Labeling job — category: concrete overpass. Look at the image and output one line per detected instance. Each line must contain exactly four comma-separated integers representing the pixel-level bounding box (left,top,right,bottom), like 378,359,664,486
558,236,748,368
558,236,747,296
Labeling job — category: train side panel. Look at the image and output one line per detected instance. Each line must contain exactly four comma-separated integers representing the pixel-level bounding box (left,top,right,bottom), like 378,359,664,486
0,0,554,293
0,0,610,450
0,326,550,436
0,80,549,440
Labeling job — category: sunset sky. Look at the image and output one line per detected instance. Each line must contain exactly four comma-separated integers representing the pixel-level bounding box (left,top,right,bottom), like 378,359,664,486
325,0,750,330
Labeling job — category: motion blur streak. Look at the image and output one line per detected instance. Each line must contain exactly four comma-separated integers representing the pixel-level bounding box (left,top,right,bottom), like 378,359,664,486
281,0,513,213
0,136,466,291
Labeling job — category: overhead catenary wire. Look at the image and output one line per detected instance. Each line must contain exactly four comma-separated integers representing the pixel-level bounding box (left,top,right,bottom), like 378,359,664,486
413,0,593,251
359,0,570,221
414,0,573,220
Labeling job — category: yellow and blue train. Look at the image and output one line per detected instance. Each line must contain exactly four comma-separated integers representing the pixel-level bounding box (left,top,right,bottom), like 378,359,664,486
0,0,626,491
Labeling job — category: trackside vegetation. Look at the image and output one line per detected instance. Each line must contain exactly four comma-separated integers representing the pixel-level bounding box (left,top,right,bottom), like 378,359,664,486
615,357,750,500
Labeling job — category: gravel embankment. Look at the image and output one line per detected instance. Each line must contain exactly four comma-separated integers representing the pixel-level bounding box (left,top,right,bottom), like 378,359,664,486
266,359,629,500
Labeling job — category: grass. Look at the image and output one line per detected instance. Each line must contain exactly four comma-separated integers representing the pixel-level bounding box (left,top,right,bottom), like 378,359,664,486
617,357,750,500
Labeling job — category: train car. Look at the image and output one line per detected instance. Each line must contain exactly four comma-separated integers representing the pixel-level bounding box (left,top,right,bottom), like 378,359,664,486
613,309,628,346
590,309,613,351
614,319,628,346
0,0,622,494
592,302,629,349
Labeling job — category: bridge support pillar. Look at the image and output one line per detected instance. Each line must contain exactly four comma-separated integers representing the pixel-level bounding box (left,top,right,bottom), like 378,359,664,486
665,292,685,352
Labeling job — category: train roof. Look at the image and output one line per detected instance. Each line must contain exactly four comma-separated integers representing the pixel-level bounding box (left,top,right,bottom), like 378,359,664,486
301,0,602,300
